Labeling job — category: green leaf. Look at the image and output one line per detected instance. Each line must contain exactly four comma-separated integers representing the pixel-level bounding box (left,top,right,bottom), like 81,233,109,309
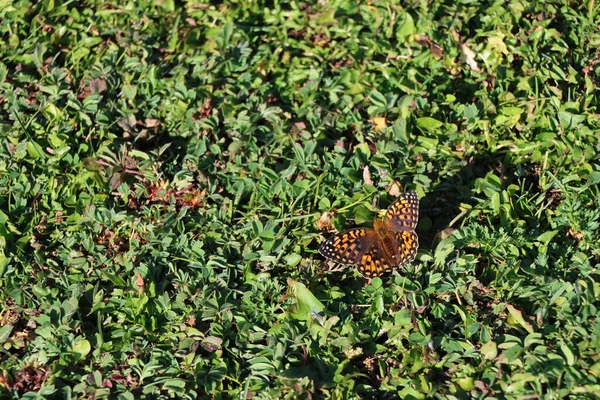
396,12,415,40
416,117,443,132
506,304,534,334
73,339,91,358
480,340,497,360
284,253,302,267
394,309,411,326
558,111,585,130
537,230,558,244
0,324,13,344
560,342,576,366
287,278,326,321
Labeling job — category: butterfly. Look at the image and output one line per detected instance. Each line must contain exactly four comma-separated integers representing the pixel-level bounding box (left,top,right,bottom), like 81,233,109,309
319,190,419,278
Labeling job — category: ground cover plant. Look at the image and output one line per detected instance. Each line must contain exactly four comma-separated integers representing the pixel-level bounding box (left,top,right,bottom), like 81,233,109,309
1,0,600,398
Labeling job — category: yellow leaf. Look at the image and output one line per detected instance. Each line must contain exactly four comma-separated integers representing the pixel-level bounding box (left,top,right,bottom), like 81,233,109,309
371,117,386,131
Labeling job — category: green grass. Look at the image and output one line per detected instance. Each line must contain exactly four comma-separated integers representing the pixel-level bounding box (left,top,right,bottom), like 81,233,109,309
1,0,600,398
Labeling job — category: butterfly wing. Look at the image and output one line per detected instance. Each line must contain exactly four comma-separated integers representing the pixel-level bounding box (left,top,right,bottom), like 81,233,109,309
319,228,376,264
356,243,396,278
385,190,419,231
391,230,419,266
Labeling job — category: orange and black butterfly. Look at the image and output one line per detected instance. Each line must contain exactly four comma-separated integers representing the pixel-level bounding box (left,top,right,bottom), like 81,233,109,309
319,190,419,278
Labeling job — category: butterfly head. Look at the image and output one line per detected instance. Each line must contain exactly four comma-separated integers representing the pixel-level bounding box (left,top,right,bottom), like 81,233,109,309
373,218,387,236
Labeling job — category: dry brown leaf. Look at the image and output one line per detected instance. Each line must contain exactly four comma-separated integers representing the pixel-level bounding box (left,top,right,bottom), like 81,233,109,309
143,118,161,128
316,212,335,232
388,181,402,197
363,166,373,186
429,42,444,59
136,273,145,296
460,43,481,72
90,78,107,93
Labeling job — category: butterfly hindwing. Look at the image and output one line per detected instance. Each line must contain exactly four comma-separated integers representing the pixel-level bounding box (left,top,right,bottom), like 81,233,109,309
319,228,375,264
356,243,396,278
392,230,419,266
385,190,419,231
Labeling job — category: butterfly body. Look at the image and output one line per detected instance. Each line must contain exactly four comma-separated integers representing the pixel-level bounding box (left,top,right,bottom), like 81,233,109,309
373,219,400,264
319,191,419,278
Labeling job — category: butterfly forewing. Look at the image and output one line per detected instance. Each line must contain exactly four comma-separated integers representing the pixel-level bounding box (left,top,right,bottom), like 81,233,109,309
385,190,419,231
318,228,375,264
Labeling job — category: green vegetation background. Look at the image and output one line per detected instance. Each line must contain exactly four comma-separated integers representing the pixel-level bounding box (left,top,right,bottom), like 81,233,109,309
1,0,600,398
